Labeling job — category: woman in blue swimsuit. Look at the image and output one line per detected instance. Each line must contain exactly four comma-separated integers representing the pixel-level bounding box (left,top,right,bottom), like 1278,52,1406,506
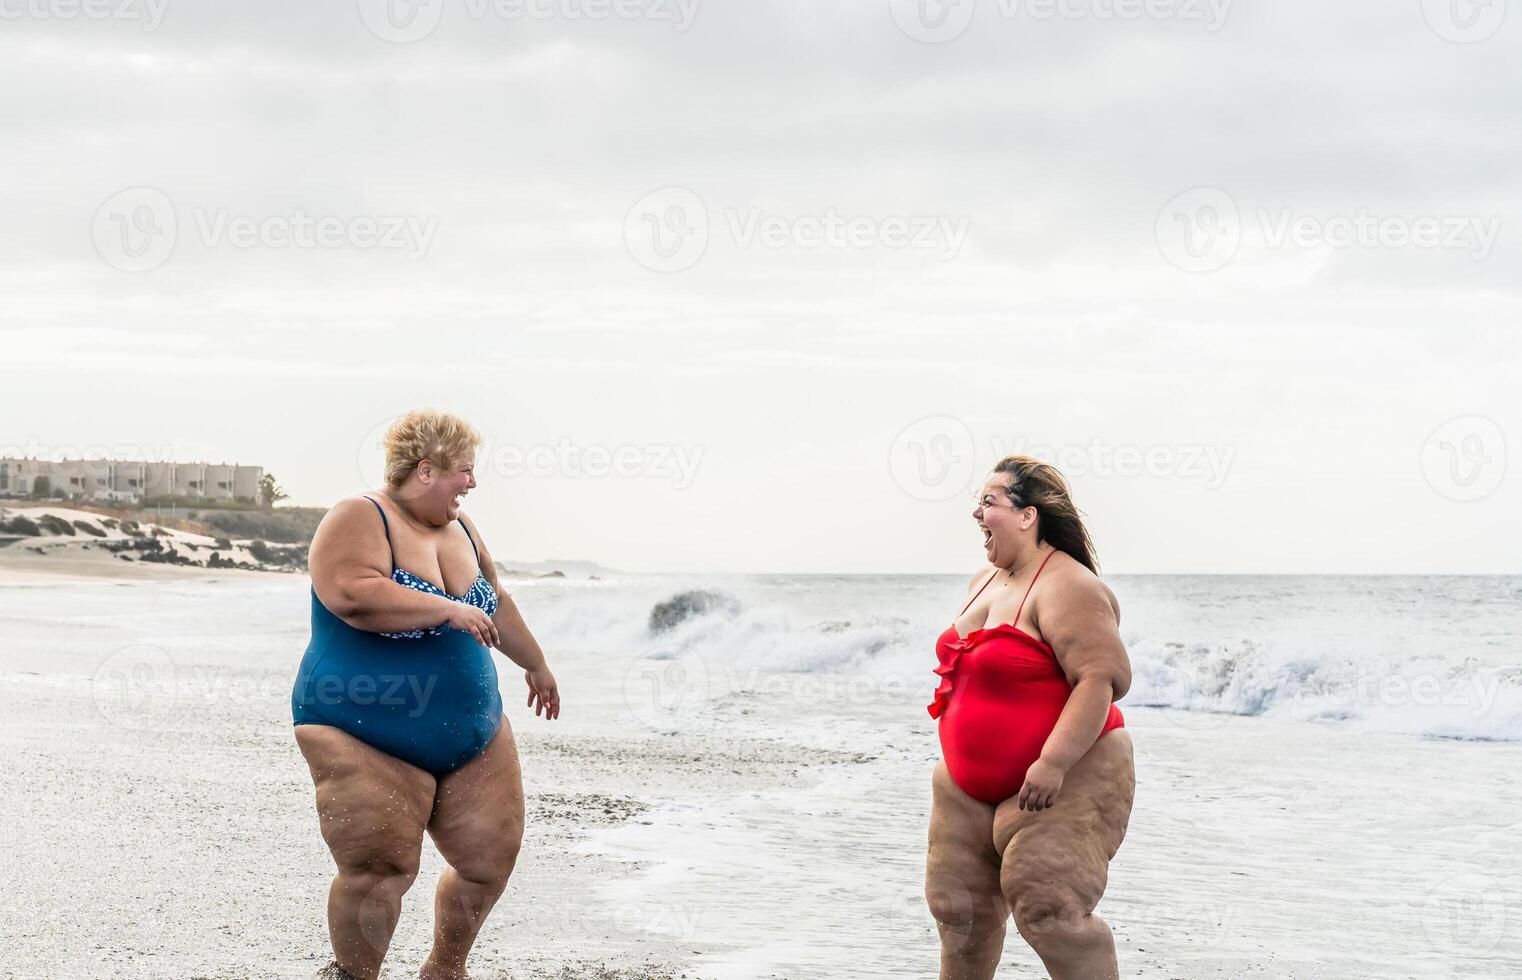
290,409,559,980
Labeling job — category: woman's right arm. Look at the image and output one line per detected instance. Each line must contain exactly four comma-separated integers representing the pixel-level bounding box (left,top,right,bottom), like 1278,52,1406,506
309,497,464,636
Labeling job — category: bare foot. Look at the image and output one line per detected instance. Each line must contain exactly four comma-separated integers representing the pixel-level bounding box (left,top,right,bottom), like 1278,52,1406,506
314,963,362,980
418,962,469,980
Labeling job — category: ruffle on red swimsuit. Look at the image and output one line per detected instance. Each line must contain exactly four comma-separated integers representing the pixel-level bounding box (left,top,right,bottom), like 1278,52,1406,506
928,623,1023,719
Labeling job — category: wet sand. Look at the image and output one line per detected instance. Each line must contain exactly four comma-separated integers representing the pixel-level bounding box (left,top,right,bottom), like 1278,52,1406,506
0,559,718,978
5,559,1518,979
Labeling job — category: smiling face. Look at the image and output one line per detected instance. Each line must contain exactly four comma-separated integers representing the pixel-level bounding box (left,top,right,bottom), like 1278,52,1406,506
414,450,477,523
442,451,477,517
972,472,1036,567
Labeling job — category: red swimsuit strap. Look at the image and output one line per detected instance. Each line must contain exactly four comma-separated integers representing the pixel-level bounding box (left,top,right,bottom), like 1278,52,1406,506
956,548,1059,622
956,568,1001,618
1014,548,1057,626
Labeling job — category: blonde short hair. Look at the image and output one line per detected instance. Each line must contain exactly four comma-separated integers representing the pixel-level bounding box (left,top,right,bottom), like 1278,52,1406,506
382,409,482,490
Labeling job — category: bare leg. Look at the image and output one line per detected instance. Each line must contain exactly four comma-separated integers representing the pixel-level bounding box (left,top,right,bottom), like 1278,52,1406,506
295,724,438,980
420,717,525,980
993,729,1135,980
926,762,1010,979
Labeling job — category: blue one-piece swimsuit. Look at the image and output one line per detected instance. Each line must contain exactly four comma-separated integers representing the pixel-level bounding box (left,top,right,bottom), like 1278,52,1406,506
290,496,503,775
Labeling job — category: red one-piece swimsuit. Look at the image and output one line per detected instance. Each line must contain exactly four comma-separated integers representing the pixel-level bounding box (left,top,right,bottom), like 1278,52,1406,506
928,551,1125,805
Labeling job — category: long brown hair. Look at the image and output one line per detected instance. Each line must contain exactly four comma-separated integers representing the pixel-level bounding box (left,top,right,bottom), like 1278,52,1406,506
991,455,1099,574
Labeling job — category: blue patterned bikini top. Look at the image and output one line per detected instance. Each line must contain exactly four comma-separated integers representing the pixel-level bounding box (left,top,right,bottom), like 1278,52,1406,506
363,495,499,640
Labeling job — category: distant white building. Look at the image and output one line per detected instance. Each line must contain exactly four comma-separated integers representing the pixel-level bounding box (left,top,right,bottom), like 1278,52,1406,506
0,457,264,504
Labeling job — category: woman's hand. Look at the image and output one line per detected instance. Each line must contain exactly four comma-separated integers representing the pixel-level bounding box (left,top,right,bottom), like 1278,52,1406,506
525,667,560,720
1018,757,1066,812
445,602,501,649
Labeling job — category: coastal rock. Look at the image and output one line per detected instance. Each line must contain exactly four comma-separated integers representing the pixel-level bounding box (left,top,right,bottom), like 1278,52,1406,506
648,589,741,634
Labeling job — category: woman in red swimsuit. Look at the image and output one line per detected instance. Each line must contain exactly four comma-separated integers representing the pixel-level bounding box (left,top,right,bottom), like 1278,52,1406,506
924,455,1135,980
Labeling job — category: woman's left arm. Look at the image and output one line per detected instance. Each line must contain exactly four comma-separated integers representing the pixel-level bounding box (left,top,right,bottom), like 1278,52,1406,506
1018,572,1131,810
461,514,561,719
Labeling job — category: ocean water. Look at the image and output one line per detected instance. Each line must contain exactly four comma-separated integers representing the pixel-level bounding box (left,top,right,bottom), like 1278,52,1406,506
508,572,1522,979
518,572,1522,745
3,571,1519,978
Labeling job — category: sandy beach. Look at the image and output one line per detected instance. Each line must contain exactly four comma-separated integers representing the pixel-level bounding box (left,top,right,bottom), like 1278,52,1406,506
0,551,723,978
3,556,1519,979
0,541,281,587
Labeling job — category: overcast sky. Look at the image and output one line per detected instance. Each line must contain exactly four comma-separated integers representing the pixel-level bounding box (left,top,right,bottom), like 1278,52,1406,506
2,0,1518,573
